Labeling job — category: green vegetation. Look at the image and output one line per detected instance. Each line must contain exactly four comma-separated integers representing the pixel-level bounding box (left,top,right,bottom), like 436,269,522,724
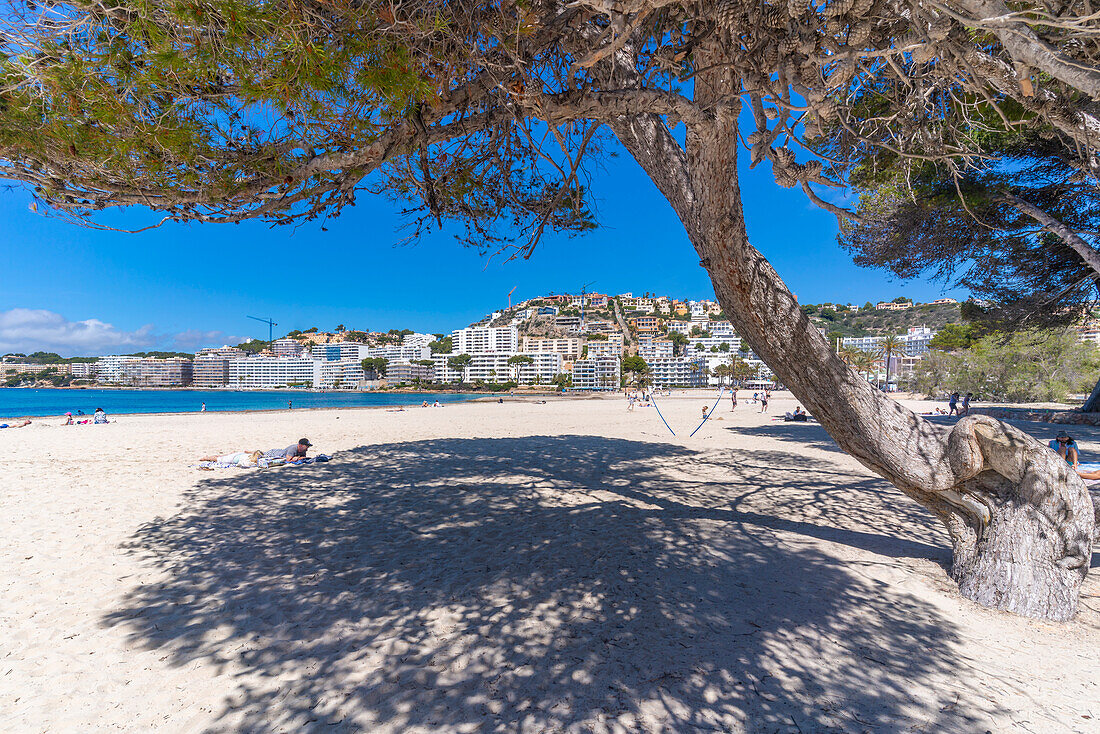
808,302,961,338
235,340,269,354
361,357,388,378
429,336,453,354
928,323,981,351
916,330,1100,403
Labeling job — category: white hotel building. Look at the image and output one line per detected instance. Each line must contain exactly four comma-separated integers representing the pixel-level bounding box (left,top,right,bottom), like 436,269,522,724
452,326,519,354
228,357,318,389
647,356,709,388
572,356,621,391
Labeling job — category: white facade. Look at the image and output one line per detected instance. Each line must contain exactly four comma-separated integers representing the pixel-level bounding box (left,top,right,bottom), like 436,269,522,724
841,327,936,359
513,352,563,384
587,340,623,358
313,342,365,362
451,326,519,354
647,357,708,388
688,336,742,354
431,355,465,384
572,356,621,391
666,321,694,336
228,357,318,389
70,361,96,378
523,337,583,358
315,358,364,389
361,343,432,362
639,340,674,361
96,356,141,384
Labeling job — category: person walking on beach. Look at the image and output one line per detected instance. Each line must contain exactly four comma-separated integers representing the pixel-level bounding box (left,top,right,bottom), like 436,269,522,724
730,389,737,411
200,402,206,412
948,391,960,416
288,400,293,410
760,392,769,413
961,392,972,416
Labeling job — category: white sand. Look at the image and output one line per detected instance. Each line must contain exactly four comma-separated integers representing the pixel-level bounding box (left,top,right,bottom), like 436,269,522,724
1,393,1098,733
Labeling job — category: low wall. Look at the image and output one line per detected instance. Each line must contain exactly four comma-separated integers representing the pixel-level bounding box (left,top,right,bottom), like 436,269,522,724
970,407,1100,426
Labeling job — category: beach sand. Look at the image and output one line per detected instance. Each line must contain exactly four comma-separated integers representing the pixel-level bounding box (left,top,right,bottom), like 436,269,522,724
2,394,1098,732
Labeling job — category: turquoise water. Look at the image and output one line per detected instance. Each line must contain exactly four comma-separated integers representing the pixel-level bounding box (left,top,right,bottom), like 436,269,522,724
0,388,482,419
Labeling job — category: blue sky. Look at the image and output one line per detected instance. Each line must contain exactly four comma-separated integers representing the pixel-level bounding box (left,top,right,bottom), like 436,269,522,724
0,139,964,356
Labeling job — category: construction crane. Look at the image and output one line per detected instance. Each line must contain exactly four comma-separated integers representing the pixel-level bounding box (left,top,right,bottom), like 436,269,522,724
578,281,596,333
507,286,518,309
247,315,278,343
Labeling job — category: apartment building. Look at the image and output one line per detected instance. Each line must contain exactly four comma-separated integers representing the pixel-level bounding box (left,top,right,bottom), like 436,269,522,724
312,342,365,362
70,361,96,378
587,340,623,358
360,343,432,362
192,347,246,388
666,321,693,336
513,352,563,384
0,361,73,377
572,356,621,391
688,336,742,353
523,337,583,359
638,339,674,361
841,327,936,359
647,357,708,388
629,316,661,333
386,360,434,384
96,356,193,386
228,357,318,389
584,319,617,334
272,338,304,357
452,326,519,354
875,301,913,311
315,358,365,389
554,316,582,332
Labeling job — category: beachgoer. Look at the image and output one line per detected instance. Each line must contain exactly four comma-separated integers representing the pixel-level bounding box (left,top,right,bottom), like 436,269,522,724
498,397,504,404
961,392,972,416
201,402,206,412
93,408,108,424
760,393,769,413
730,389,737,411
288,400,293,410
784,406,808,422
422,401,429,407
263,438,312,463
0,418,31,429
433,400,442,407
948,392,960,416
1049,431,1080,467
752,392,758,404
64,412,73,425
199,450,263,467
702,405,709,419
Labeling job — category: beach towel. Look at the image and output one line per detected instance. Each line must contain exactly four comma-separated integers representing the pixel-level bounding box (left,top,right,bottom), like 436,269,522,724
1077,462,1100,472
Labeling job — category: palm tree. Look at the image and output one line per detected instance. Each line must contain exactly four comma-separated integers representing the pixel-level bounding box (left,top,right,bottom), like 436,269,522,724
876,334,909,391
851,349,877,383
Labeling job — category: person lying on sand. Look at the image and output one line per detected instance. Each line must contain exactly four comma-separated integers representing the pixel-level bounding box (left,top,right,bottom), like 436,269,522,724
0,418,31,429
263,438,313,464
198,450,264,469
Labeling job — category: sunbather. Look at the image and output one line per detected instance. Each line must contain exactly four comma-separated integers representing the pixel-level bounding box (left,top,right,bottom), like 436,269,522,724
199,450,264,468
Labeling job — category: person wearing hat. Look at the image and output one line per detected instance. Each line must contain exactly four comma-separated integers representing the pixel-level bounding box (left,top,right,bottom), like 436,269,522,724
1049,431,1080,468
264,438,313,463
64,412,73,425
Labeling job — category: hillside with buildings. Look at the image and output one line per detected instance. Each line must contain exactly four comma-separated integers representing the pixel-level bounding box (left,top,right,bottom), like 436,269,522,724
6,292,1095,393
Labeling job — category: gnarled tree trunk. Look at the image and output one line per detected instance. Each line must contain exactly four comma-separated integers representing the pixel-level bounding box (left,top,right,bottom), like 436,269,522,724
610,43,1095,622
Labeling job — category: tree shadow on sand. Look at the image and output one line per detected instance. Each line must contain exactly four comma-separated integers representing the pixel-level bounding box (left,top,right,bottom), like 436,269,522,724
104,436,1001,732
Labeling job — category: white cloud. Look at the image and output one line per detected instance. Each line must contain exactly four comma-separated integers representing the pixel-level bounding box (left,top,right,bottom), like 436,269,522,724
0,309,156,356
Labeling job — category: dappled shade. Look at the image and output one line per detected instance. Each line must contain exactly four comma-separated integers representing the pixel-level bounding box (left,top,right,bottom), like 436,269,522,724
104,435,996,731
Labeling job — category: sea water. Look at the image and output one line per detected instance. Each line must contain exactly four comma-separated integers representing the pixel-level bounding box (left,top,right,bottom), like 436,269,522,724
0,388,483,419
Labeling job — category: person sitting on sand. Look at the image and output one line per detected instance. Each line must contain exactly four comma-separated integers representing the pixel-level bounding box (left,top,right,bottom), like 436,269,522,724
1049,431,1080,467
199,450,264,468
64,412,74,425
93,407,109,424
784,406,809,422
264,438,313,463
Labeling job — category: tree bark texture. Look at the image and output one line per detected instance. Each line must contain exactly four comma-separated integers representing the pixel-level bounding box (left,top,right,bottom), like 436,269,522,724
611,42,1095,622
